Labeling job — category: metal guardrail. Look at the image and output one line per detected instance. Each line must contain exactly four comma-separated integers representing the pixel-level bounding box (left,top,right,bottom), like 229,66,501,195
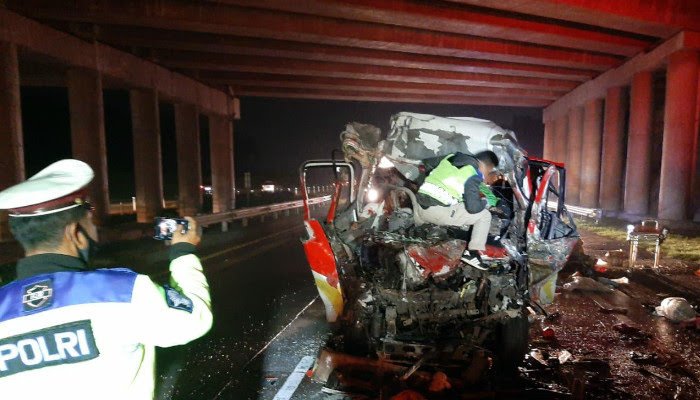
547,200,602,222
109,200,178,215
196,195,332,229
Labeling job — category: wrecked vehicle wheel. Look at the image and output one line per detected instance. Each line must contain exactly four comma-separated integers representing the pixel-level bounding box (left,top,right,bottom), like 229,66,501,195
496,315,529,377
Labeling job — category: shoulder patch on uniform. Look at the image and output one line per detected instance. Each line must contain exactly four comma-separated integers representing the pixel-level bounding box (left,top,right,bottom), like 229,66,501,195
1,270,137,325
22,279,53,313
0,320,99,378
163,285,193,313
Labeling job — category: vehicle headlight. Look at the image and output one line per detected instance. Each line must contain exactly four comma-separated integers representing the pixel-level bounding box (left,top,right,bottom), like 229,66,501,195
367,188,380,202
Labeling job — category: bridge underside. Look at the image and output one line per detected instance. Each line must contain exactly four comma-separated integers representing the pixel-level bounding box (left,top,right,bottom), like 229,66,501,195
1,1,700,221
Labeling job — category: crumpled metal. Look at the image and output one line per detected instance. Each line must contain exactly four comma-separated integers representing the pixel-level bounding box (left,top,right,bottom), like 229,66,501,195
406,239,466,278
383,112,522,176
527,236,578,305
341,122,381,168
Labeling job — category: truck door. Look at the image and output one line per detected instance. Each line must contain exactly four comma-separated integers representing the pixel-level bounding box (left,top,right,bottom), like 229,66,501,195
299,160,355,322
525,160,579,305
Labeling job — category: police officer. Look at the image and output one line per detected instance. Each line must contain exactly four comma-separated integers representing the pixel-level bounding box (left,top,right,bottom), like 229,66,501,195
0,160,212,399
416,151,501,270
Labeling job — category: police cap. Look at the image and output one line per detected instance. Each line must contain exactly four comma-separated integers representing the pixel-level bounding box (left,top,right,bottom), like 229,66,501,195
0,159,94,217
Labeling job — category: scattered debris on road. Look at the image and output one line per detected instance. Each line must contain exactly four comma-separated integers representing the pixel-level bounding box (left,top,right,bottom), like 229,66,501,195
562,274,614,292
655,297,697,322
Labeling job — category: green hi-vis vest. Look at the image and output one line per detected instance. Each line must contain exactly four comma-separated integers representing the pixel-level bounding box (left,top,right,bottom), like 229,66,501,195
418,155,478,205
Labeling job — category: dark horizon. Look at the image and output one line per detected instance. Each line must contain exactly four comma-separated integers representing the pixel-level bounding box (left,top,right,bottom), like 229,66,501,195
235,97,544,187
19,89,544,198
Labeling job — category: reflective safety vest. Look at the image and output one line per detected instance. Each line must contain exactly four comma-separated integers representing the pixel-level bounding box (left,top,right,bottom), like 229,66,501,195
418,155,478,205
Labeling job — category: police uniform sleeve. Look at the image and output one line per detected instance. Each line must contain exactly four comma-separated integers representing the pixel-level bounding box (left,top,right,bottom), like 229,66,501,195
129,243,213,347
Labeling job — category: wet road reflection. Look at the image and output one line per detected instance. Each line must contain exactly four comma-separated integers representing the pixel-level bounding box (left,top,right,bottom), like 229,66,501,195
93,214,698,400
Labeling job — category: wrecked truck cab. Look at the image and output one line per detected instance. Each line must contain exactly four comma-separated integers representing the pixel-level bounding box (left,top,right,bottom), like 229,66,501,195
300,112,578,391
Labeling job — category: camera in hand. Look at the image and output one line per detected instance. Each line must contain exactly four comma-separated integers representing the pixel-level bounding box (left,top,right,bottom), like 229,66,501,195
154,217,189,240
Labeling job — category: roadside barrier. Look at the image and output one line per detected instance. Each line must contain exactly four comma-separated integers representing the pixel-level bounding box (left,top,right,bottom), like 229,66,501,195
196,196,332,231
547,201,602,223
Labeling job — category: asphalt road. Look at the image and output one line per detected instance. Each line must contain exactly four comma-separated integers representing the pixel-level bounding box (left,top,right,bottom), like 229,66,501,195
76,210,700,400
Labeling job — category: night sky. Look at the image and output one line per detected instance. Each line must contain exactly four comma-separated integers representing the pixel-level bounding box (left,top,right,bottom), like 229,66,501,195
235,97,543,186
20,89,543,199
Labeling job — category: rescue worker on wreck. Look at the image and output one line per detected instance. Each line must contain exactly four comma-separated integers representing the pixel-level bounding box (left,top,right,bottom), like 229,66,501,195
416,150,506,270
0,159,212,399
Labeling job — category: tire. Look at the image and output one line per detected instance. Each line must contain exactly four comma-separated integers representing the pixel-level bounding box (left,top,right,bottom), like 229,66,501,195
495,315,529,377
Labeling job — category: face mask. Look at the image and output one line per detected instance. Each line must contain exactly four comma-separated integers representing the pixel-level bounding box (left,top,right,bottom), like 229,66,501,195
76,224,99,265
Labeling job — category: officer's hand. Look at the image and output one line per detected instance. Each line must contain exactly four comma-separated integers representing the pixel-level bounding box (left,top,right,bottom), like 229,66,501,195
171,216,201,247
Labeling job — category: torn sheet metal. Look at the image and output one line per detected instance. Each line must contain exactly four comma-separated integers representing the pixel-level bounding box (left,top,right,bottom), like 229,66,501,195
526,164,579,304
385,112,514,158
341,122,381,168
384,112,524,176
406,239,466,278
528,236,578,304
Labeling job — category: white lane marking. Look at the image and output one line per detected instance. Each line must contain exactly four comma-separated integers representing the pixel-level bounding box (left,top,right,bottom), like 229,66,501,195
212,296,319,400
272,356,315,400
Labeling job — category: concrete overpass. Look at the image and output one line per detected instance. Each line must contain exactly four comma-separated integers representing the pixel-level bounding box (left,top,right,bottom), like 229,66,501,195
1,0,699,224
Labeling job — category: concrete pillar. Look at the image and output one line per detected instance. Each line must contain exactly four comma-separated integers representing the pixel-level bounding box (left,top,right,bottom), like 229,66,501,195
542,119,554,160
659,50,699,220
174,103,202,216
623,71,654,216
0,42,24,186
580,98,604,208
130,89,164,223
695,70,700,221
0,42,24,240
552,115,568,164
566,106,584,204
209,115,235,213
599,86,627,212
67,68,109,223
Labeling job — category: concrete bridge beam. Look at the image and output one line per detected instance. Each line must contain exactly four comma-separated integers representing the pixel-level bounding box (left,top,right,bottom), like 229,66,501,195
130,88,164,223
552,115,568,165
67,68,110,224
659,49,699,220
209,115,235,213
174,103,203,217
566,106,584,204
623,71,654,217
0,42,24,189
542,119,554,160
579,98,604,208
0,42,24,240
599,87,627,212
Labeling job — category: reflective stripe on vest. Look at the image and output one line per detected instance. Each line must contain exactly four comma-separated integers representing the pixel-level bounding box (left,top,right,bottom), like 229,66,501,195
418,156,477,205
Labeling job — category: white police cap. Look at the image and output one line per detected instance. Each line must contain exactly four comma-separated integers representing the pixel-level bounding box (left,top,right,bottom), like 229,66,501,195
0,159,94,217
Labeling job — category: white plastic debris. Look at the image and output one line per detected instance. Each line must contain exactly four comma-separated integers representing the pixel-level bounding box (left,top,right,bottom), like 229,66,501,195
655,297,697,322
529,349,548,366
558,350,573,364
562,275,614,292
597,277,629,287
